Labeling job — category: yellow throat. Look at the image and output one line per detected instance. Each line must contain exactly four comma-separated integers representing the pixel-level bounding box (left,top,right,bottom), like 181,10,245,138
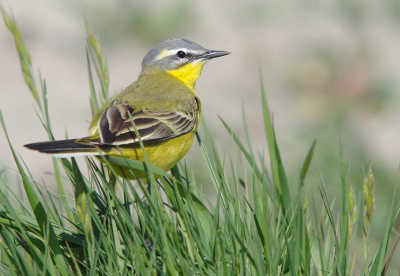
167,61,207,89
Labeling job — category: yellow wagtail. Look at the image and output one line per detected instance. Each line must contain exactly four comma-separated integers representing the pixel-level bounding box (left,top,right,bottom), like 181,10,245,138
25,39,230,179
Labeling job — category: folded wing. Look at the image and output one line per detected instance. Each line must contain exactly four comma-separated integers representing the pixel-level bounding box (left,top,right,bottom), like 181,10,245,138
97,100,196,145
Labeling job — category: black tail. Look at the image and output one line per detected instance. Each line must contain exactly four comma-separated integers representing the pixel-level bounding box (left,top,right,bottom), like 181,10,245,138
25,139,100,156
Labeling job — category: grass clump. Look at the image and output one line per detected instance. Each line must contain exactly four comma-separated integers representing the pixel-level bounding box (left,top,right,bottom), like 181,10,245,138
1,7,400,275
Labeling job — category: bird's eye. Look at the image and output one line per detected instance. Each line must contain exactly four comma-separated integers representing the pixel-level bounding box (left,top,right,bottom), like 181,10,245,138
177,51,186,58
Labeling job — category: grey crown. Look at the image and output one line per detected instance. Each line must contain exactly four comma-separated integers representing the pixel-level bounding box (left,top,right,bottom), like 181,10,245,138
141,39,209,71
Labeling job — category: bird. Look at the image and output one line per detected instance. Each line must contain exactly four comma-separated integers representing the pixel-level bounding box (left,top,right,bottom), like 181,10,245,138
25,39,230,179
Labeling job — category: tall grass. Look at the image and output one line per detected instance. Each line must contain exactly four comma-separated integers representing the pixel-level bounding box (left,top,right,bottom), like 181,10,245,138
1,7,399,275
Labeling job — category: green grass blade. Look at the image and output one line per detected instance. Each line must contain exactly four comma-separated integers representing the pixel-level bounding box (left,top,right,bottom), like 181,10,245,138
382,234,400,275
259,67,292,213
86,48,99,114
218,117,275,202
106,156,171,178
242,104,255,158
1,7,41,109
0,227,33,276
338,139,348,274
0,109,68,273
0,239,19,276
85,20,109,105
298,140,316,191
369,179,400,275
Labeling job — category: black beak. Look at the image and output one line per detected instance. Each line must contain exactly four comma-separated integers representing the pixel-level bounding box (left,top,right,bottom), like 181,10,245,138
201,50,231,60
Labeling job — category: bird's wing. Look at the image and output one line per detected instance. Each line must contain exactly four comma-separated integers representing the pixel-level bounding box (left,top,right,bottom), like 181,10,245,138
96,100,196,145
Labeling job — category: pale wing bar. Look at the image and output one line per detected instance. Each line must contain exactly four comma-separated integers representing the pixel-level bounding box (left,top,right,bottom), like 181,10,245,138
98,100,195,145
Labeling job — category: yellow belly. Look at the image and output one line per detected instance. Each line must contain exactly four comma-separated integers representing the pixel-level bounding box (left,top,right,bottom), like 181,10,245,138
98,130,196,180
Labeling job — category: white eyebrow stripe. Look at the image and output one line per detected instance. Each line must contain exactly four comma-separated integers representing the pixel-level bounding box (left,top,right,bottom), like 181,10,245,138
154,48,204,61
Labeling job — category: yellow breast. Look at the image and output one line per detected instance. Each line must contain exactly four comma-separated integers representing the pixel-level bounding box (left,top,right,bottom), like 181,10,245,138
104,129,196,179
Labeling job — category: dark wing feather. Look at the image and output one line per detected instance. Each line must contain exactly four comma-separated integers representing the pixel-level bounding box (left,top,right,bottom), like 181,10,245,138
97,100,196,145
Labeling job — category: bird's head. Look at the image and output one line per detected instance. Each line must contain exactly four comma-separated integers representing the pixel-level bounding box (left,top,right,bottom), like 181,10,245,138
141,39,230,88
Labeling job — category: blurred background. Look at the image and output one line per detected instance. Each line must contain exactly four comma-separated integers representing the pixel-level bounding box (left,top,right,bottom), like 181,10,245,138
1,0,400,272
